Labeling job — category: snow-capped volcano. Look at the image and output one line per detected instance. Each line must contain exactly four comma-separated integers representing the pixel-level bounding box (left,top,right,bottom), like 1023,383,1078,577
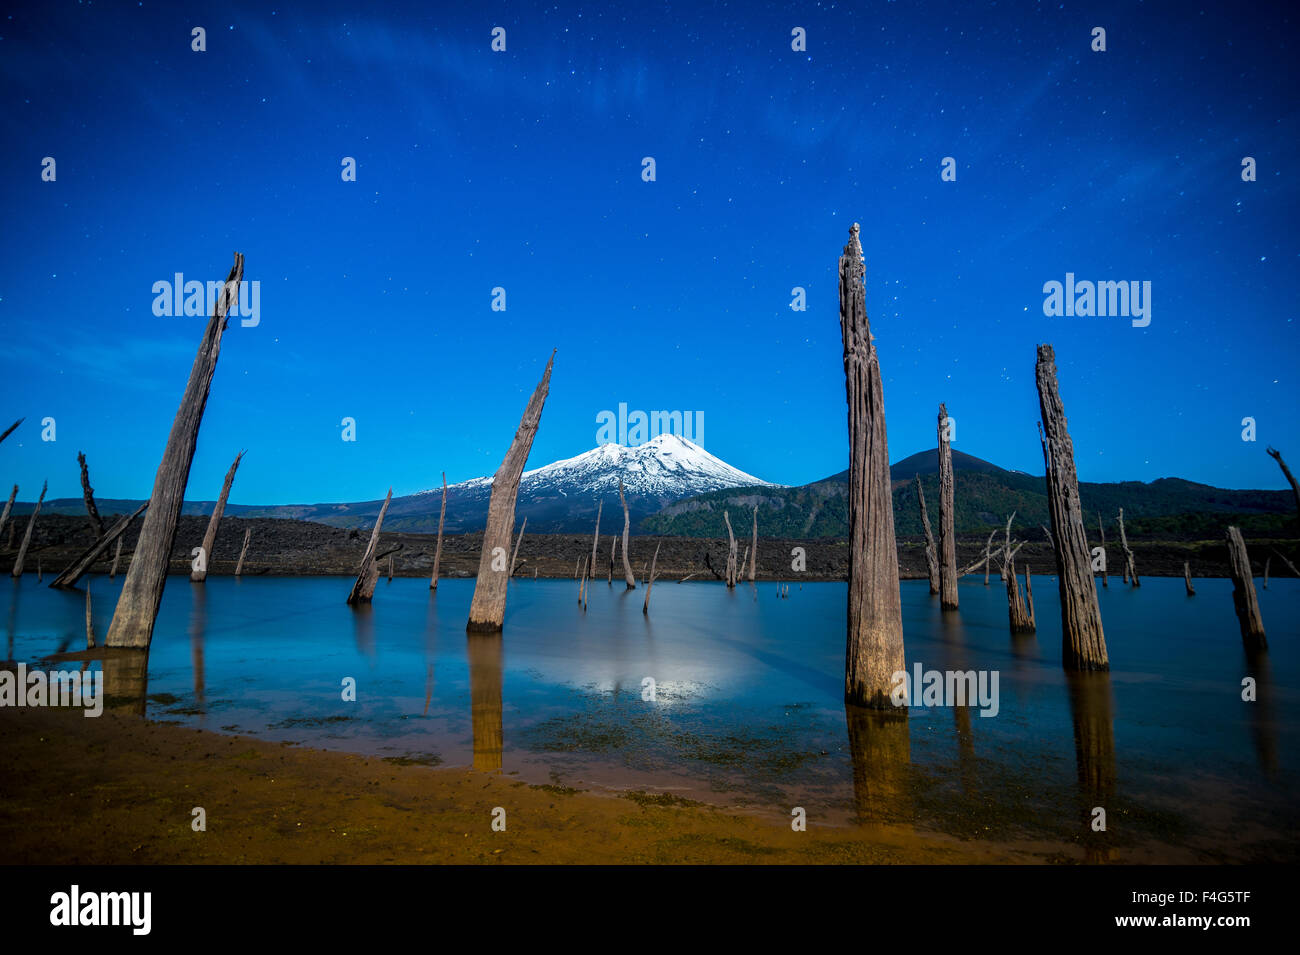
265,434,778,534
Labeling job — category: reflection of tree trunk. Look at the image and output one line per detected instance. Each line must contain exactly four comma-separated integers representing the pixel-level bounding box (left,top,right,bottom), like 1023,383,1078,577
347,490,392,605
11,480,46,577
192,451,243,582
107,254,243,649
190,584,207,717
103,649,150,717
468,633,504,772
839,224,905,709
916,475,939,595
1036,345,1107,670
1065,671,1117,862
468,355,554,631
430,472,447,590
1226,526,1266,652
845,705,910,825
1245,654,1278,777
937,404,958,610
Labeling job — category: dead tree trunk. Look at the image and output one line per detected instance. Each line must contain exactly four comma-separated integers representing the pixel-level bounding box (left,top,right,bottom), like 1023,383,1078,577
235,528,251,577
49,502,147,589
430,472,447,590
1184,561,1195,596
577,556,587,605
1001,514,1033,634
1116,508,1139,586
839,224,905,709
347,489,392,605
387,554,394,582
1096,513,1108,587
0,418,22,445
107,253,243,648
723,509,737,589
85,586,95,650
590,498,602,585
1226,527,1266,651
191,450,243,582
510,517,527,578
915,474,940,595
1036,344,1107,670
1024,565,1036,630
618,476,635,590
643,540,662,615
608,534,616,585
467,353,555,632
77,452,105,538
0,484,16,543
982,528,994,586
10,479,46,577
111,537,123,578
749,505,758,582
1265,447,1300,517
1263,557,1270,590
937,403,958,610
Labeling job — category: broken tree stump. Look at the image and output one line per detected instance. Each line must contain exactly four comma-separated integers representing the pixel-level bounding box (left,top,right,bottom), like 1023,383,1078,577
1117,508,1139,586
1000,514,1033,634
618,476,635,590
430,471,448,590
839,223,905,709
467,352,554,632
643,540,662,615
723,509,737,589
10,479,46,577
1226,526,1266,652
192,450,243,582
915,474,940,595
1036,344,1107,670
50,502,148,589
107,253,243,648
235,528,251,577
1184,560,1195,596
347,489,392,605
937,403,958,610
0,484,16,544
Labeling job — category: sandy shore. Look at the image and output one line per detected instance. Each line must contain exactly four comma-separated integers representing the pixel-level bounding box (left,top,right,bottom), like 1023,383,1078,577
0,705,1048,865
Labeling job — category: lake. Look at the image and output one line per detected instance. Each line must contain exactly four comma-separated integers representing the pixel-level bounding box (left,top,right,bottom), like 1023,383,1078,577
5,572,1297,862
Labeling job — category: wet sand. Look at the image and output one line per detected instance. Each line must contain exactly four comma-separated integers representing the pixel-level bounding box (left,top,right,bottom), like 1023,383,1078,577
0,705,1045,865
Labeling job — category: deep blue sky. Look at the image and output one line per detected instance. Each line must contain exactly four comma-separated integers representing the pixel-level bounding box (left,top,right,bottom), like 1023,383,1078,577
1,0,1296,505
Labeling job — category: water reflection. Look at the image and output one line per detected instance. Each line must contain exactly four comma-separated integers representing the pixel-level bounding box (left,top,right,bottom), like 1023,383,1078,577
468,632,503,772
1245,653,1278,777
1066,671,1117,863
844,704,911,826
103,648,150,717
189,584,207,719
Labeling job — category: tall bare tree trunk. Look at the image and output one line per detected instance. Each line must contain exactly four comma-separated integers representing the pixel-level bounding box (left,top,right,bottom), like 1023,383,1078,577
1116,508,1139,587
1226,527,1266,651
618,476,635,590
510,517,527,577
347,489,392,605
50,502,147,589
1036,344,1107,670
107,253,243,648
723,509,737,589
85,586,95,649
643,540,662,615
10,480,46,577
1265,447,1300,517
983,528,994,586
749,505,758,582
430,472,447,590
1024,565,1036,630
839,224,905,709
1097,513,1108,587
937,403,958,610
235,528,251,577
467,353,555,632
77,452,105,538
915,474,940,595
191,450,243,582
111,537,123,578
608,534,616,585
1184,560,1195,596
0,484,16,543
590,498,602,585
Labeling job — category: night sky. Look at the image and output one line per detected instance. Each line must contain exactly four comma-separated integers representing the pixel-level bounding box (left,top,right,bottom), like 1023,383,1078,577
0,0,1296,505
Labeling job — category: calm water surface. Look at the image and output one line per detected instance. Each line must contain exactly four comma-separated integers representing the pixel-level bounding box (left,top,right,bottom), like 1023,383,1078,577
6,573,1297,861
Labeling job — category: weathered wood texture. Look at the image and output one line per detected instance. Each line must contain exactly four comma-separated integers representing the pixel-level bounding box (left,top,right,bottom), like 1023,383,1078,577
346,489,392,605
77,452,105,538
107,253,243,648
1035,344,1107,670
618,476,635,590
1226,526,1266,651
467,353,555,632
49,502,147,589
937,403,958,609
11,480,46,577
915,474,940,595
191,450,243,582
430,472,448,589
1024,565,1036,630
839,224,905,709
